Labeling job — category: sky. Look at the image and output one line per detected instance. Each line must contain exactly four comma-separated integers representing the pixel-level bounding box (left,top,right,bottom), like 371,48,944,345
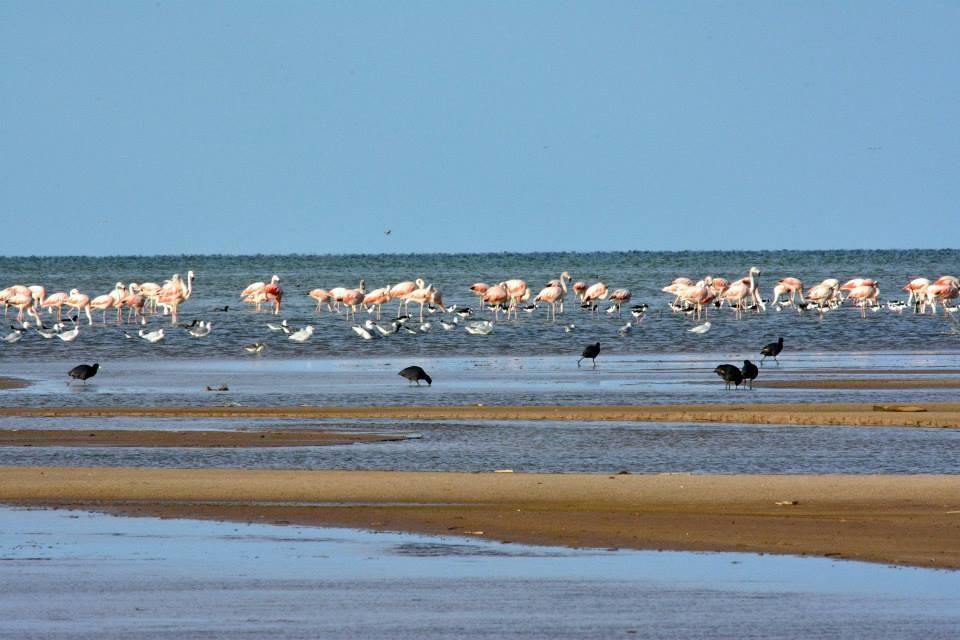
1,1,958,256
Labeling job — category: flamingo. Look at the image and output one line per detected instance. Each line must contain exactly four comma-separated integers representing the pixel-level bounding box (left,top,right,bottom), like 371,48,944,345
89,294,115,324
607,289,632,317
543,272,572,313
582,282,608,314
263,275,283,315
405,282,436,322
0,285,30,318
28,285,45,311
391,279,424,316
572,281,588,303
677,282,714,320
7,292,36,324
122,284,146,323
923,280,960,314
241,275,279,312
903,278,930,307
847,282,879,317
805,281,838,311
771,277,804,306
66,289,94,325
363,286,392,319
482,283,510,320
340,281,367,320
503,279,527,318
40,291,69,321
723,267,763,318
534,284,564,320
469,282,490,310
308,288,333,312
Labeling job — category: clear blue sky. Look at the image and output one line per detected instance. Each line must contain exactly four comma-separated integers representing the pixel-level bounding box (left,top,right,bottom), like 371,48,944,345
2,1,958,255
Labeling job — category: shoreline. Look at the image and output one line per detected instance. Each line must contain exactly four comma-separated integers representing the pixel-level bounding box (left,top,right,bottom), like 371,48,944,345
2,402,959,427
3,467,959,570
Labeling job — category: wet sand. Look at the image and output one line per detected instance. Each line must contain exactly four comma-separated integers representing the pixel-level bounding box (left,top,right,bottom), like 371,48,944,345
0,376,28,390
0,429,404,448
2,402,959,427
759,379,960,390
2,467,959,570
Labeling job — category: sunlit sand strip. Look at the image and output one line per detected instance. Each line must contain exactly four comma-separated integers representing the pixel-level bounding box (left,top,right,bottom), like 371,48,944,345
2,467,959,570
2,403,959,428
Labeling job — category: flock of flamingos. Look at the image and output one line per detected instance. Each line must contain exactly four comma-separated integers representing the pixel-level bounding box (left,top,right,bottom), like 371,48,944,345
1,267,959,344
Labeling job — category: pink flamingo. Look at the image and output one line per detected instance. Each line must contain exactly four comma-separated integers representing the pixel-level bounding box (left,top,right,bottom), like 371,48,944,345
678,282,714,320
572,281,588,303
923,278,959,314
482,283,510,320
469,282,490,310
771,277,804,306
847,282,879,317
582,282,608,314
7,292,35,324
391,279,424,316
40,291,69,321
903,278,930,307
308,288,333,312
406,282,437,321
89,294,116,324
241,275,279,312
66,289,94,325
607,288,632,317
534,284,564,320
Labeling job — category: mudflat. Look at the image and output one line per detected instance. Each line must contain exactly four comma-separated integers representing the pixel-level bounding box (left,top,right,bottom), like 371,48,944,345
2,467,959,570
2,403,959,427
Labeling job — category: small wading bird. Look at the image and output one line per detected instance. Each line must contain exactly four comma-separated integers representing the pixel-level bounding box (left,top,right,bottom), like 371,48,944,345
760,337,784,366
398,365,432,386
67,362,99,385
741,359,759,389
578,342,601,368
714,364,743,390
688,322,711,334
244,342,266,354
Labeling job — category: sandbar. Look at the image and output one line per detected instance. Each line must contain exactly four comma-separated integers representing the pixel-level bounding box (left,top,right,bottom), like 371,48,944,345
2,403,959,427
2,467,959,569
0,377,29,390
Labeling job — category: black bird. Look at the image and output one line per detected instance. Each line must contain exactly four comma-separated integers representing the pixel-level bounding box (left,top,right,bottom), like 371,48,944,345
741,359,759,389
760,336,784,366
578,342,601,368
713,364,743,390
399,365,432,386
68,363,99,385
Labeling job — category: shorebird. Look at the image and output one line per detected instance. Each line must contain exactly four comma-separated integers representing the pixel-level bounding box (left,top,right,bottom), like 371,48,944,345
688,322,712,334
68,363,100,385
398,365,432,386
578,342,600,368
288,325,314,342
714,364,743,389
464,320,494,335
760,337,784,366
244,342,266,354
139,328,165,343
741,360,759,389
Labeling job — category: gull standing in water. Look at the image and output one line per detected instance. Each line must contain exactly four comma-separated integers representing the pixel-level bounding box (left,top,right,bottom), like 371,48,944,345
288,325,314,342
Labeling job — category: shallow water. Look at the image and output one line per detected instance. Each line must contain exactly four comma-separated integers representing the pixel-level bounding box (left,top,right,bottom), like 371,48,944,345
1,250,959,361
3,418,959,475
2,507,958,639
4,351,960,409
